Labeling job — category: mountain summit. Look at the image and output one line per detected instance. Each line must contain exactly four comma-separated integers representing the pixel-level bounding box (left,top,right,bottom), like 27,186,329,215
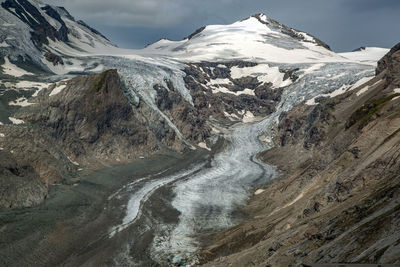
143,13,340,63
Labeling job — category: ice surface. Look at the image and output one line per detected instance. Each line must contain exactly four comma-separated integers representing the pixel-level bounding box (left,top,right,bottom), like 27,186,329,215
108,162,207,238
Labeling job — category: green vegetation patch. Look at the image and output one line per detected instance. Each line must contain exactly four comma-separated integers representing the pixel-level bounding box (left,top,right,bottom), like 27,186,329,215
90,70,110,93
346,93,400,130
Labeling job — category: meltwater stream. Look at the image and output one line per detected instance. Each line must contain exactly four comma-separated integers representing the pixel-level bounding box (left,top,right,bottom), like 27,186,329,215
103,57,374,264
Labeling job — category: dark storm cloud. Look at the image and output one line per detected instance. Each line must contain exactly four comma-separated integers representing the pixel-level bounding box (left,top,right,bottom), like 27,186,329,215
44,0,400,52
343,0,400,11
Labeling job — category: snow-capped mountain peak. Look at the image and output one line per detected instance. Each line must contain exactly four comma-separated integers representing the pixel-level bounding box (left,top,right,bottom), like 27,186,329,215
142,13,340,63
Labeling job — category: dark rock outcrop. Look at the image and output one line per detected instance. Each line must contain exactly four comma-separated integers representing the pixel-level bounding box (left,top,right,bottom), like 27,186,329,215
154,83,211,143
183,61,287,123
184,26,206,40
2,0,67,46
44,51,64,66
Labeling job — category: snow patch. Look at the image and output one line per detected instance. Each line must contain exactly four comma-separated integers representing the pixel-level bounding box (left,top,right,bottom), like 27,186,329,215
9,117,24,124
49,84,67,96
0,40,9,47
356,79,383,96
213,86,255,96
9,97,35,107
67,156,79,166
243,110,256,123
298,32,315,42
224,111,240,121
230,64,292,88
198,142,211,151
254,189,265,195
1,57,33,77
207,78,255,96
306,84,350,105
356,86,370,96
349,76,374,90
207,78,232,86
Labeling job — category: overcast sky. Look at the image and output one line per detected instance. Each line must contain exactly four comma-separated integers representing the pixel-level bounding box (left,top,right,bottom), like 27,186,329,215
45,0,400,52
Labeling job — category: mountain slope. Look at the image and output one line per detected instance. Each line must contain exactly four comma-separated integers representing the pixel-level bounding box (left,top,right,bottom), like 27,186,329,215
200,42,400,266
0,0,114,74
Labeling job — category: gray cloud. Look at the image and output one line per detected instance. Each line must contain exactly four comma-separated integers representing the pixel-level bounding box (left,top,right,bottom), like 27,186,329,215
45,0,400,52
45,0,190,27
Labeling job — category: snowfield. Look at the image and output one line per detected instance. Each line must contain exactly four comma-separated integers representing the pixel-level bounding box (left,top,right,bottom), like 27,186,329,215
339,47,390,65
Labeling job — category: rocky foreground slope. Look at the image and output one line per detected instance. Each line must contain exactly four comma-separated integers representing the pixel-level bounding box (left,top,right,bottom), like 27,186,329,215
200,43,400,266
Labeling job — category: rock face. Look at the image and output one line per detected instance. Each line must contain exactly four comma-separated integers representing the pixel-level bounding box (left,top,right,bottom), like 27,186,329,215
21,69,166,163
376,41,400,87
0,69,188,209
0,125,76,185
200,44,400,265
0,150,47,209
182,62,286,123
